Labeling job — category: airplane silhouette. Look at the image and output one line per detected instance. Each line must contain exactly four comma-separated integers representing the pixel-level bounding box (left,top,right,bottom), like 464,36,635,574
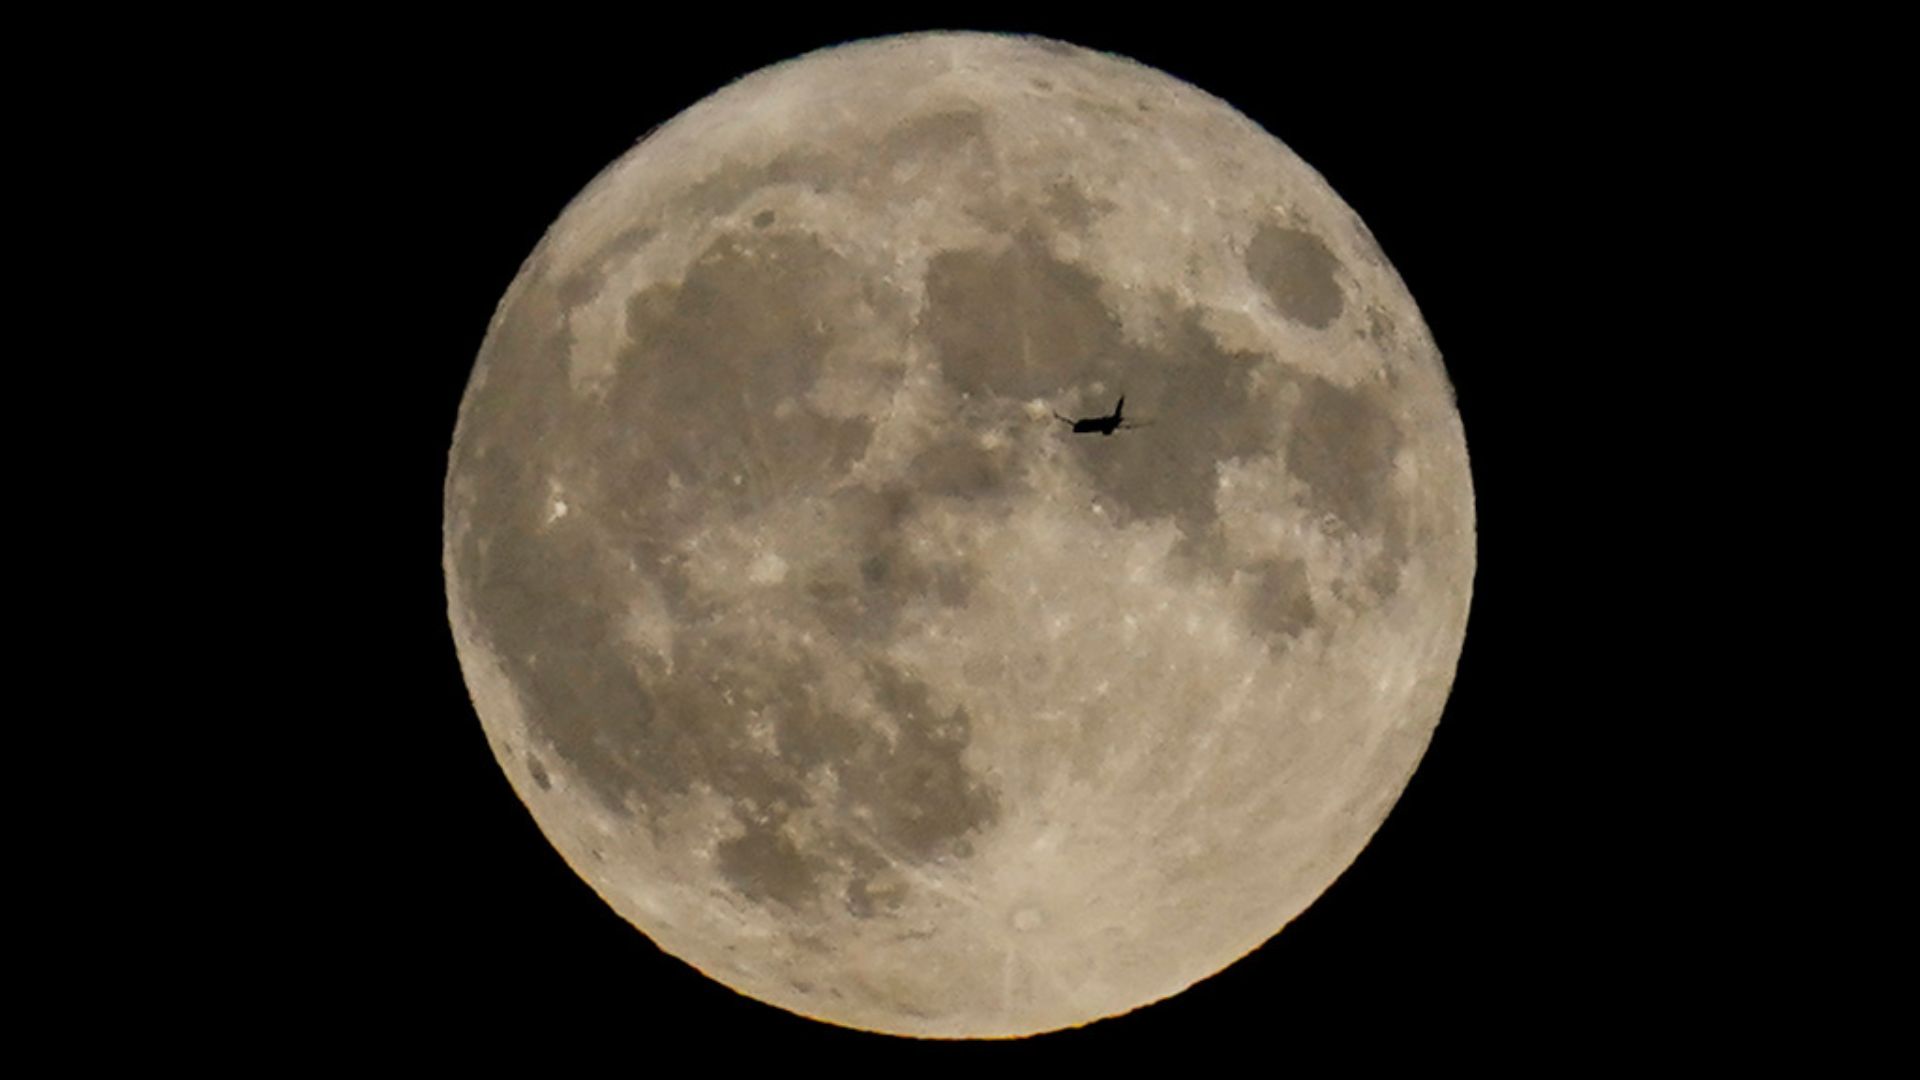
1053,396,1146,436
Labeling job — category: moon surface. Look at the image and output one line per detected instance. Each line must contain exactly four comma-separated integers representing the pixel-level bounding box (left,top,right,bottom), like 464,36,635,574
444,32,1473,1038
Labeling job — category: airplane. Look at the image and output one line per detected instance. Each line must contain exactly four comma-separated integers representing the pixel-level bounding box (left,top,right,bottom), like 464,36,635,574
1053,395,1147,436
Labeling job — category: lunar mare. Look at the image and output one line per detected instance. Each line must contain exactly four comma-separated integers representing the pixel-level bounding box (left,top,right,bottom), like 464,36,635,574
444,33,1472,1038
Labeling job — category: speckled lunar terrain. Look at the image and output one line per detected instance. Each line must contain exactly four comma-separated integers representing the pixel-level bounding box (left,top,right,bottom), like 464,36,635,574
444,33,1473,1037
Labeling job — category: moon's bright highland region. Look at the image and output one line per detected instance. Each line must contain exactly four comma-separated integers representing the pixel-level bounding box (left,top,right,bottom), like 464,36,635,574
444,32,1473,1038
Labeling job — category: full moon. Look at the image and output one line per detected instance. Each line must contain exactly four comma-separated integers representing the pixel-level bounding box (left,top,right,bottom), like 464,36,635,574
444,32,1473,1038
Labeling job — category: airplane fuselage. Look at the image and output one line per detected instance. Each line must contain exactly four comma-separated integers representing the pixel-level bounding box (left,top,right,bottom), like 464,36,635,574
1058,396,1127,436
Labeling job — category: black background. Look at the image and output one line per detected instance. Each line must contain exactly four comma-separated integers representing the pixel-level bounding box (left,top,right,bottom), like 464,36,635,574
212,10,1766,1066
